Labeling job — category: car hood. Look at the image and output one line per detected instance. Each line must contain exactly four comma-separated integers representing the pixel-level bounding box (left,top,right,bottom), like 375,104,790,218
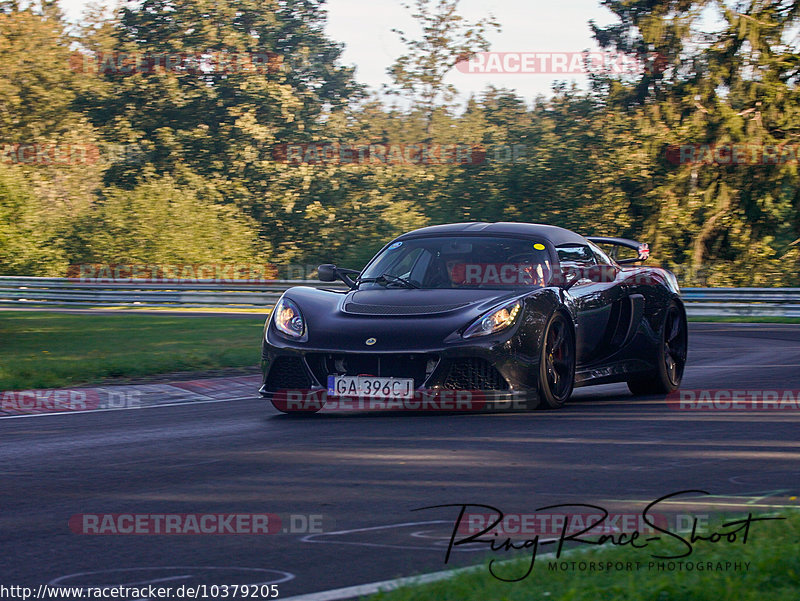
271,286,539,351
341,288,510,315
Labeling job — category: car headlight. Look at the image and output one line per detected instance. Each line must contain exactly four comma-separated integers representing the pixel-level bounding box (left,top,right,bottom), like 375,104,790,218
463,301,522,338
272,297,305,338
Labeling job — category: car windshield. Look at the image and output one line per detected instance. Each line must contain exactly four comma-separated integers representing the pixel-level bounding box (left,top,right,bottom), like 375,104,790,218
359,236,553,290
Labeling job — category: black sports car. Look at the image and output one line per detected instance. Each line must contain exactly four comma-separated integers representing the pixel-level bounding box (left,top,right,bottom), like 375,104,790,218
260,222,687,413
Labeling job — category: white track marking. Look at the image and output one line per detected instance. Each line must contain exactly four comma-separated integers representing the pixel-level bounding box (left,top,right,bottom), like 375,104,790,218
49,566,295,596
278,566,484,601
280,545,598,601
688,364,800,368
301,520,487,552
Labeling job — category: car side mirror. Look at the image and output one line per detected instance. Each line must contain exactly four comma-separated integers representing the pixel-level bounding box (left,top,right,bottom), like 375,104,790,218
317,264,360,289
317,264,338,282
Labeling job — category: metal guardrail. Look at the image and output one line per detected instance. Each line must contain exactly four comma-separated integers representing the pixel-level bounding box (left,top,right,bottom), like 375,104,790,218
0,277,346,310
1,277,799,317
681,287,800,318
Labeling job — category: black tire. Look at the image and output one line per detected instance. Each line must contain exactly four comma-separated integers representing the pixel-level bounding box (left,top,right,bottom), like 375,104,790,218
627,301,687,396
535,311,576,409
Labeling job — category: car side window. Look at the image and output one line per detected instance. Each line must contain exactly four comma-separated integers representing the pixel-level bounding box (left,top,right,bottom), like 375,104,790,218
556,244,596,269
586,240,615,266
388,247,425,279
407,249,433,282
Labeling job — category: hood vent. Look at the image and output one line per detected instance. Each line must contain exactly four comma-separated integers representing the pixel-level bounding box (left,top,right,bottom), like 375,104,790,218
343,302,470,316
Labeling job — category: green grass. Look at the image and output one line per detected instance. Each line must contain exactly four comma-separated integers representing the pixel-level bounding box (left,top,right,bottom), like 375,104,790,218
689,316,800,323
0,311,266,390
2,309,796,391
368,511,800,601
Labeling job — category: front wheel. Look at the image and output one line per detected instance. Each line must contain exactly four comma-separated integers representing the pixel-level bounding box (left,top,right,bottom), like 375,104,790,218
536,311,576,409
627,301,687,395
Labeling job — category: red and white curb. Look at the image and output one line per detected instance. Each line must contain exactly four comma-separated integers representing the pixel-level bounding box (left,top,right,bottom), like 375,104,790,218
0,375,261,417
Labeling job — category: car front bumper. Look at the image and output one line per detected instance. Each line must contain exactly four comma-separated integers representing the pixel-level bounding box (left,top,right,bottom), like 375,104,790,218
259,338,541,404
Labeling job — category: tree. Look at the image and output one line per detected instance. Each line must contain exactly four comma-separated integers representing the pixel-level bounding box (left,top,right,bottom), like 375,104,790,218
0,164,68,275
386,0,499,136
71,172,263,265
590,0,800,284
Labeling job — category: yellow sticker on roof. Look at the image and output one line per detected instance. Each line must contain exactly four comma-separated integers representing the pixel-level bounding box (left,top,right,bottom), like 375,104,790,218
533,243,546,250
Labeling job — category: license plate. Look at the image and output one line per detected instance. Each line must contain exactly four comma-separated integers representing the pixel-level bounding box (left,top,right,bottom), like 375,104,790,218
327,375,414,399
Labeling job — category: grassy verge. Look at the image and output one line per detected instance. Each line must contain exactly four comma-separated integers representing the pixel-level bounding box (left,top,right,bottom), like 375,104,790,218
369,511,799,601
4,305,270,314
0,311,266,390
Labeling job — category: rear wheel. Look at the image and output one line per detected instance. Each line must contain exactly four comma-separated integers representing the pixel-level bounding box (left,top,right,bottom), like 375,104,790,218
536,312,576,409
627,301,687,395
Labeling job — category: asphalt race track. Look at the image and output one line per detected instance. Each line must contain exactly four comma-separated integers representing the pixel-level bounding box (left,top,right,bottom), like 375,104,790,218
1,323,799,598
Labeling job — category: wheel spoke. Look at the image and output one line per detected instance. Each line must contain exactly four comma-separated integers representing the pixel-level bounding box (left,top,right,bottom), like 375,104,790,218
552,357,569,368
543,315,574,401
665,354,676,379
660,308,685,387
668,345,685,364
550,324,565,352
546,357,556,381
667,311,681,343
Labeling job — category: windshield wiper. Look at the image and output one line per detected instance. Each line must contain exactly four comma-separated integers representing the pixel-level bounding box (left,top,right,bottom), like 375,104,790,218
357,273,419,289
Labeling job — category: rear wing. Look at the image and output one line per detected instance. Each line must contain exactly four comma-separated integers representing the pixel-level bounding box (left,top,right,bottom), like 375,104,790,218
586,237,650,264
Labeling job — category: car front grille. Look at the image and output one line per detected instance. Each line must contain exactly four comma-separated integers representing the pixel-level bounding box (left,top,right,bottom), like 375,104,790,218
264,356,313,391
305,353,437,388
441,357,509,391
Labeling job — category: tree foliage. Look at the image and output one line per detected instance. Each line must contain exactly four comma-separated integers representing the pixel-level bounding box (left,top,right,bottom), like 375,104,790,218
0,0,798,285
